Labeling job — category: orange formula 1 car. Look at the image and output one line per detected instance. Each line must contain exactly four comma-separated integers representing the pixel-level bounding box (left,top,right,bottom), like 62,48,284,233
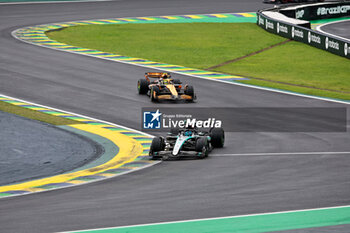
137,72,196,102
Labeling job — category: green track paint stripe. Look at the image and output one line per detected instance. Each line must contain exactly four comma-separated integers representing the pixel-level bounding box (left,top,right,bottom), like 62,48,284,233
68,206,350,233
0,193,11,197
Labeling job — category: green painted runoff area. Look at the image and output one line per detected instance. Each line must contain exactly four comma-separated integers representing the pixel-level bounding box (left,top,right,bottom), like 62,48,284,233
59,125,119,173
47,22,350,101
72,206,350,233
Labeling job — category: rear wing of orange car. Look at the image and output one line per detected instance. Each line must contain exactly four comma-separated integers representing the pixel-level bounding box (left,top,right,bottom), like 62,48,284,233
144,72,171,81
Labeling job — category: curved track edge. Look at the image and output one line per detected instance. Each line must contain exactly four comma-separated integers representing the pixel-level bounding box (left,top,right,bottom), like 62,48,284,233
12,12,350,105
0,94,157,198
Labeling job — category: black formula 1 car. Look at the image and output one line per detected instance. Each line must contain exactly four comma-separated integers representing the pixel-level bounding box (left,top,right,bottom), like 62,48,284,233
149,127,225,160
137,72,196,102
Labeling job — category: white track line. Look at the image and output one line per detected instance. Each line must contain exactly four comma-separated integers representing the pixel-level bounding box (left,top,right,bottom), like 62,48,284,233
316,19,350,42
212,151,350,157
11,16,350,106
1,93,153,138
62,204,350,233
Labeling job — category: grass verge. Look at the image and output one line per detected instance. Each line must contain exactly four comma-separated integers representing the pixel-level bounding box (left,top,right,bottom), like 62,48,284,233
215,40,350,100
0,101,79,125
47,23,286,69
47,22,350,100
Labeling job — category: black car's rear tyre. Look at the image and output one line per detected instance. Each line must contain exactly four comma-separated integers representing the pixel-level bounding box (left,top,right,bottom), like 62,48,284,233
210,127,225,148
138,79,149,94
150,86,159,102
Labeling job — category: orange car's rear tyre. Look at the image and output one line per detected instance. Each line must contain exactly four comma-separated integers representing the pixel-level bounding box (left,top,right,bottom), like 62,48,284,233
185,85,195,102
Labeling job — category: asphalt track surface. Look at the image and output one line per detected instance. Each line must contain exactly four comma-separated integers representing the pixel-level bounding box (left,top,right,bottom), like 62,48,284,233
320,19,350,40
0,111,100,186
0,0,349,232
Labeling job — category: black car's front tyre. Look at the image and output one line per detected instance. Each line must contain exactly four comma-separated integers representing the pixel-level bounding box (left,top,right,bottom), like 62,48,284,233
196,137,209,159
150,137,165,159
210,127,225,148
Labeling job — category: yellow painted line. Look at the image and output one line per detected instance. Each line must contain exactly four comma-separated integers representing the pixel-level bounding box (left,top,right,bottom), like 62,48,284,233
27,107,50,111
68,180,86,184
9,102,29,106
184,15,202,19
83,21,105,25
73,118,94,122
117,18,136,22
91,124,114,127
100,54,120,57
138,17,155,21
50,113,72,116
54,24,71,27
132,61,157,64
210,14,227,18
22,188,45,192
66,22,86,26
100,20,121,23
31,40,51,42
161,16,178,20
237,13,255,17
56,46,74,48
118,57,144,61
47,43,66,45
0,124,144,192
84,51,105,54
131,135,152,138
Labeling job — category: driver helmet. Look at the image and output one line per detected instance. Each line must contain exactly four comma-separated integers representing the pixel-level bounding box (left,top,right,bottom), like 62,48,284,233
184,130,192,136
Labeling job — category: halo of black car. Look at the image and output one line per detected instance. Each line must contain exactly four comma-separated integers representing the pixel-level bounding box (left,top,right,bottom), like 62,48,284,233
149,127,225,160
138,72,196,102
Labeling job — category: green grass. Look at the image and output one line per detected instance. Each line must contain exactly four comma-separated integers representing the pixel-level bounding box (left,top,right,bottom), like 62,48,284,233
0,101,79,125
215,40,350,99
47,23,286,69
47,22,350,100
